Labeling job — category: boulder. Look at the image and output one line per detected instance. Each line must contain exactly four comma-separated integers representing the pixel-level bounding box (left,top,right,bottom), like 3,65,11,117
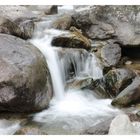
109,114,136,135
0,6,36,20
85,68,136,98
83,118,112,135
0,16,35,40
14,17,35,39
0,34,53,112
92,40,121,67
0,16,22,37
112,77,140,107
51,30,91,50
72,6,140,46
52,14,72,30
66,77,93,90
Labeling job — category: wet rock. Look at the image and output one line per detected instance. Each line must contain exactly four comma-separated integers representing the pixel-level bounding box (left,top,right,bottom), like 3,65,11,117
0,34,53,112
109,114,136,135
66,77,93,90
85,68,136,98
92,40,121,67
52,14,72,30
52,29,91,50
112,77,140,107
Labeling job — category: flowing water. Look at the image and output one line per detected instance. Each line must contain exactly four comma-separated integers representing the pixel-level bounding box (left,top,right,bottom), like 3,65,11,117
0,6,121,135
29,6,121,134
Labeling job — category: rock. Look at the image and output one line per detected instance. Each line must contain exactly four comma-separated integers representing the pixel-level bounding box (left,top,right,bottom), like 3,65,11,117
66,77,93,90
44,5,58,15
0,34,53,112
0,16,35,40
14,18,35,39
83,118,112,135
92,40,121,67
51,29,91,50
0,6,40,39
109,114,136,135
85,68,136,98
112,77,140,107
52,14,72,30
0,16,23,37
0,6,36,20
72,6,140,46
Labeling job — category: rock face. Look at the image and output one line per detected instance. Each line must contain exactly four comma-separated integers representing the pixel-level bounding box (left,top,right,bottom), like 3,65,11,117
92,41,121,67
0,6,38,40
66,77,93,90
0,16,35,40
109,114,136,135
0,6,36,21
83,118,112,135
52,14,72,30
72,6,140,46
0,34,53,112
14,18,35,40
112,77,140,107
85,68,136,98
51,29,91,50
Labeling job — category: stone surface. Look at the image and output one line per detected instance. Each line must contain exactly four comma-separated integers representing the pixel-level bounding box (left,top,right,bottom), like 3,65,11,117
0,34,53,112
72,6,140,46
66,77,93,90
109,114,136,135
85,68,136,98
92,40,121,67
52,14,72,30
112,77,140,107
83,118,113,135
51,30,91,50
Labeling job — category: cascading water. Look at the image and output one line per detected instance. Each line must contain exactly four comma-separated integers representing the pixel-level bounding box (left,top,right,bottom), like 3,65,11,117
29,6,121,134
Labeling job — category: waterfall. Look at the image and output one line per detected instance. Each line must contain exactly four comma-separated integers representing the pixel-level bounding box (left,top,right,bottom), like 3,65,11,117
31,29,67,100
56,48,103,82
29,7,121,134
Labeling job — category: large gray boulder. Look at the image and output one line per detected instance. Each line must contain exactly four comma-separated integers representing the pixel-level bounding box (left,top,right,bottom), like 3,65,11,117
0,34,53,112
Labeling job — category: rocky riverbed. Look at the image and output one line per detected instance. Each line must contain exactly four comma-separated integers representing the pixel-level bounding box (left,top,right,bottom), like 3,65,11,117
0,5,140,135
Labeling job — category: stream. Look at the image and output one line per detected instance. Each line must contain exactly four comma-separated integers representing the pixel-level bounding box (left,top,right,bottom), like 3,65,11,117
0,6,123,135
